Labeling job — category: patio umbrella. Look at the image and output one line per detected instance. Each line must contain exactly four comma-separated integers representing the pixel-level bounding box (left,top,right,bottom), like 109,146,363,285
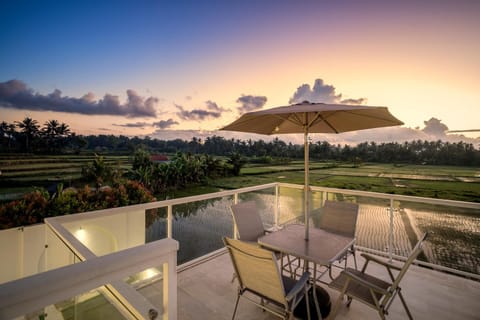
220,101,403,240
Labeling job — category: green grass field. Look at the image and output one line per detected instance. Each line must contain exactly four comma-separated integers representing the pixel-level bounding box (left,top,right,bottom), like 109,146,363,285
0,154,131,199
212,162,480,202
1,155,479,203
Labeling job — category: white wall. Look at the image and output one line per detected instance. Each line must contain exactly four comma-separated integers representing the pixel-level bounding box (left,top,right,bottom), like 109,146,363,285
62,209,146,257
0,209,146,284
0,224,46,284
45,225,76,271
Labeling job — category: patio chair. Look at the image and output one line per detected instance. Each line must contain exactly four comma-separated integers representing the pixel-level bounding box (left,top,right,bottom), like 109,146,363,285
328,232,428,320
223,237,311,320
230,201,295,275
318,200,359,271
230,201,270,242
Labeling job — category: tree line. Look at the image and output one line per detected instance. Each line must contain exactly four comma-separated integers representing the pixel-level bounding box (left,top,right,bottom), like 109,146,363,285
1,117,479,166
62,133,480,166
1,117,74,153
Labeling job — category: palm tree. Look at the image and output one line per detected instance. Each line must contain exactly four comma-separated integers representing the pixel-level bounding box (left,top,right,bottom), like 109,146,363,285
0,122,9,148
81,154,114,189
227,152,246,176
41,120,71,153
43,119,59,136
15,117,39,152
42,120,60,153
6,123,16,151
57,122,71,137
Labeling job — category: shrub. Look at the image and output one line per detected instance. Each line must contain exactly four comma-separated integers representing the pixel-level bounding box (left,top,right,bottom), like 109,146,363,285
0,181,156,229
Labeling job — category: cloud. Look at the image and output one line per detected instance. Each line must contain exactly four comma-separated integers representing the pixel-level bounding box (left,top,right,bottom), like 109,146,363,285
112,118,179,130
0,79,158,118
153,119,179,129
422,117,448,137
112,122,149,128
206,100,229,112
176,103,222,121
289,78,367,105
236,95,267,113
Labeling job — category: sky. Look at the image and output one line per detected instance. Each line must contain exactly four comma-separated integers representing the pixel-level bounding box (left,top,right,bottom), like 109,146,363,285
1,0,479,145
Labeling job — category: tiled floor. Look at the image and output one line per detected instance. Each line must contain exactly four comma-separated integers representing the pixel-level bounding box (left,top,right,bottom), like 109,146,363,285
139,251,480,319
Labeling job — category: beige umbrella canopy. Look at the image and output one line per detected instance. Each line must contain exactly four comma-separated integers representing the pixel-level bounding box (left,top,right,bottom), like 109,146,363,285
221,102,404,240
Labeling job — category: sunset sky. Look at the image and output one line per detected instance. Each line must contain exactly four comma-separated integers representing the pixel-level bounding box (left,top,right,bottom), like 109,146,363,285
1,0,479,144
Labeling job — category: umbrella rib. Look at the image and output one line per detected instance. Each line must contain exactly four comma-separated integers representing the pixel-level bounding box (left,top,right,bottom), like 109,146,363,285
311,113,339,133
270,113,305,129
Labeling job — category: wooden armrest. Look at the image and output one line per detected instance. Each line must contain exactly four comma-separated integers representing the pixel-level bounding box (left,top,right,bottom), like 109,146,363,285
361,253,402,271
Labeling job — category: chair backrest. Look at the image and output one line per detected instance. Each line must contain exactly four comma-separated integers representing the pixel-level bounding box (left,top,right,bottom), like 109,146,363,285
319,200,359,237
230,201,265,241
223,237,287,306
390,232,428,291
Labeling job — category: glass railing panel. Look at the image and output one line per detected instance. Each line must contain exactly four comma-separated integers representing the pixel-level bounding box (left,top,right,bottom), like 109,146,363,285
15,287,129,320
171,196,233,264
278,185,304,225
145,206,168,243
396,200,480,274
126,264,165,316
309,191,394,254
353,196,395,255
148,187,278,265
237,187,277,227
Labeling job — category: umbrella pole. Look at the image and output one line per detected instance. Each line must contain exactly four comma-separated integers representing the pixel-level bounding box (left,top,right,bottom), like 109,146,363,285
304,129,309,241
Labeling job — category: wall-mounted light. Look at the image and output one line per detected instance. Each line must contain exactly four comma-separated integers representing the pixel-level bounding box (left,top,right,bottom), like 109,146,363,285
75,227,86,242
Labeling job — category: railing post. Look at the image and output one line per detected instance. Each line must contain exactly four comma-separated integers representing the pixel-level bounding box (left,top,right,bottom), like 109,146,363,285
274,184,279,228
389,198,394,262
18,227,25,278
167,205,173,239
233,193,238,239
163,251,178,320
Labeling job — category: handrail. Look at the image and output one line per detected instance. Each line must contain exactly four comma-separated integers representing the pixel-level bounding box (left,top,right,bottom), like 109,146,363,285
48,183,279,224
280,182,480,209
0,238,179,320
356,245,480,281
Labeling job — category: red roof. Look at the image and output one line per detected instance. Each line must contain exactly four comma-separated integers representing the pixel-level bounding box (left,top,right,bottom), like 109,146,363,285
151,154,169,161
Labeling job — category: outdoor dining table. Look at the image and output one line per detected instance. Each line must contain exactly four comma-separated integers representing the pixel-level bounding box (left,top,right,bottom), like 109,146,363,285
258,223,355,319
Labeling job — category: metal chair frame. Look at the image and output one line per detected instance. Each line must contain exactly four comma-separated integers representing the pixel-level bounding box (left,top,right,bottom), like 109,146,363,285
329,233,428,320
223,237,311,320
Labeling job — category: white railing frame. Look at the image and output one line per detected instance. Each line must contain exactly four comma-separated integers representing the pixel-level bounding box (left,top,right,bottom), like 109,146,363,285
44,217,180,320
47,181,479,279
0,238,179,320
2,180,477,319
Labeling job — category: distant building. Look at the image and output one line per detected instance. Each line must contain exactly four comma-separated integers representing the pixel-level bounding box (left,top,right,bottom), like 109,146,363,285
150,154,169,163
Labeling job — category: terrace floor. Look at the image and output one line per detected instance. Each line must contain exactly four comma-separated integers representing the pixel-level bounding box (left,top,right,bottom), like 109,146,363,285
139,250,480,320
